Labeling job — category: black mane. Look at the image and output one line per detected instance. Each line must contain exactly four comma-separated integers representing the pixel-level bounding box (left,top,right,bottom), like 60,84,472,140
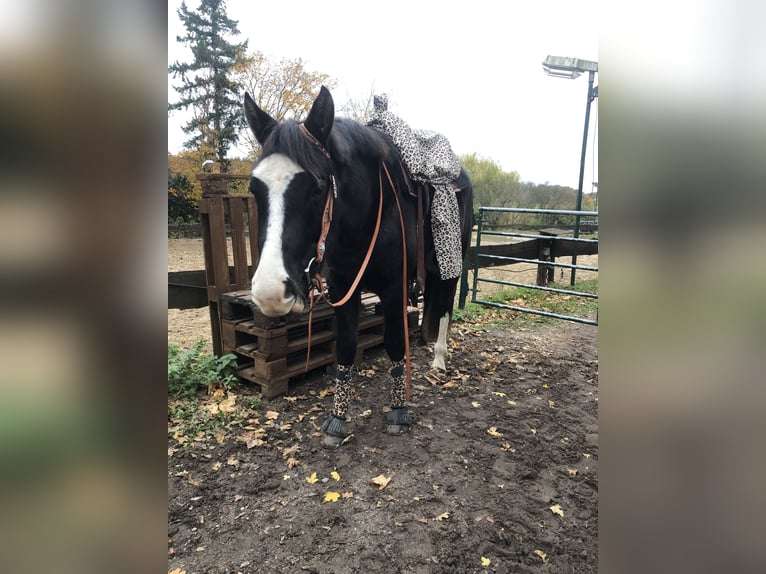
260,117,399,182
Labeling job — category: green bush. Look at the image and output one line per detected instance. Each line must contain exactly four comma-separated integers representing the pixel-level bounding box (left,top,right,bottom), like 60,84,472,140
168,340,238,399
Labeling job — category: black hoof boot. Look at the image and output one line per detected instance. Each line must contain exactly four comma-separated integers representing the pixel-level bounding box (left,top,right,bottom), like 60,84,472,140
386,406,412,435
320,414,349,448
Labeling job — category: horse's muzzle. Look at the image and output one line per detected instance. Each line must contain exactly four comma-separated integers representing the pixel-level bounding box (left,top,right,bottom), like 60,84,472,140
251,279,305,316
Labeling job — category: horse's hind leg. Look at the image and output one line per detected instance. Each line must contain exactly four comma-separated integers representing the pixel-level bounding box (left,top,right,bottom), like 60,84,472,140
422,275,459,372
432,311,451,371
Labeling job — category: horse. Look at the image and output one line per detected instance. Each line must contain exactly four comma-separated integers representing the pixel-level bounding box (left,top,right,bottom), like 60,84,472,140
243,86,473,447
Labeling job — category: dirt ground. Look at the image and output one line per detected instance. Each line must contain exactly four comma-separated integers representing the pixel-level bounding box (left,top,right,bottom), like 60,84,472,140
168,239,598,573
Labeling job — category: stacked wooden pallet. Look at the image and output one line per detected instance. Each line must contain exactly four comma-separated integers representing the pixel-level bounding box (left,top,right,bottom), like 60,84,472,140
220,290,418,398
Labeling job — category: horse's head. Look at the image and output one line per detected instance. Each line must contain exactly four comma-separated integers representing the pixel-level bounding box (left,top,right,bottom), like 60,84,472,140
244,86,336,316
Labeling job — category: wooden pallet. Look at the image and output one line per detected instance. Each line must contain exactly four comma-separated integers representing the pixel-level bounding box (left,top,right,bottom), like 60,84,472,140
220,290,418,398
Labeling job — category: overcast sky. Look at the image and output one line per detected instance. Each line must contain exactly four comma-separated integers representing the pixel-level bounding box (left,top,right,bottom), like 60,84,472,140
168,0,599,190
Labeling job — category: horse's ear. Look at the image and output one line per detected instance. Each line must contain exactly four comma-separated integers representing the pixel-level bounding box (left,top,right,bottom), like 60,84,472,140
303,86,335,147
244,92,277,145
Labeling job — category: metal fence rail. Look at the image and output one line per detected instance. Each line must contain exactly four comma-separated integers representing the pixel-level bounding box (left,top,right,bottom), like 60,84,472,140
467,206,599,326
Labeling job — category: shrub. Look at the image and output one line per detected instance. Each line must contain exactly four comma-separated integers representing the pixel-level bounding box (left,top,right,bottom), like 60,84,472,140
168,340,238,399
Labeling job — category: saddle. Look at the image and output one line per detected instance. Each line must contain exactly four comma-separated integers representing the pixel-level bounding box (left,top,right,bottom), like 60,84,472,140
394,160,467,292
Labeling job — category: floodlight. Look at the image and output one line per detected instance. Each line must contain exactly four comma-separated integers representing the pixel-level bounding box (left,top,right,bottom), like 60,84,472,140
542,55,598,79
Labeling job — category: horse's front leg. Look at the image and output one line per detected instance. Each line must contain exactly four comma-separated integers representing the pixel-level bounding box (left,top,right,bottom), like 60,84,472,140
320,292,360,448
380,293,413,435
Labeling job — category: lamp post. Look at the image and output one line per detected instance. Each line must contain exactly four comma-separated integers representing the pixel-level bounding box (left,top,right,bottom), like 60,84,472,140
543,55,598,285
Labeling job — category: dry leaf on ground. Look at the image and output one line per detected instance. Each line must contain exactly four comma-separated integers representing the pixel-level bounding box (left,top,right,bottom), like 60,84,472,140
370,474,391,490
324,492,340,503
549,504,564,517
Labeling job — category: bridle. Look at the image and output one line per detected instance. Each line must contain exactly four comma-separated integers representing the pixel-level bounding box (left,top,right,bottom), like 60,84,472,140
299,123,411,399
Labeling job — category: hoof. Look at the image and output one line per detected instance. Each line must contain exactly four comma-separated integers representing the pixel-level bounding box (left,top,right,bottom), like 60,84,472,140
385,407,412,436
386,424,410,435
320,414,350,448
322,434,345,449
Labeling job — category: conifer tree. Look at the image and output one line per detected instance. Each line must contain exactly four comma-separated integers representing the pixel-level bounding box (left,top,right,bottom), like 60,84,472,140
169,0,247,172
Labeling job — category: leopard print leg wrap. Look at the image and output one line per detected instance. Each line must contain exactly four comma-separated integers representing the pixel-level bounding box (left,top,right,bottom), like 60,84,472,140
332,364,354,419
389,359,407,408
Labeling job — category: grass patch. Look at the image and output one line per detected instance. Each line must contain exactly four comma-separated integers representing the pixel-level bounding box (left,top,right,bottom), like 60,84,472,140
454,279,598,328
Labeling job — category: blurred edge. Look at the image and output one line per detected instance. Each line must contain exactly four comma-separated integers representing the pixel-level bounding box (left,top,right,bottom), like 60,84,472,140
0,1,167,573
2,1,766,573
601,1,766,573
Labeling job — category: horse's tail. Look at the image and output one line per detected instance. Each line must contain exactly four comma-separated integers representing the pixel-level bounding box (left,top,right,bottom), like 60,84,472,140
420,171,474,342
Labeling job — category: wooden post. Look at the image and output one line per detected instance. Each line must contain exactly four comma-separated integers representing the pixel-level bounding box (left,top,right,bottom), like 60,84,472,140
537,229,558,286
197,173,251,356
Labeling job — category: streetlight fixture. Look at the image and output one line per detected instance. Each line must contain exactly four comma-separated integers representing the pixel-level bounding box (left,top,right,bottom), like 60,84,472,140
542,55,598,285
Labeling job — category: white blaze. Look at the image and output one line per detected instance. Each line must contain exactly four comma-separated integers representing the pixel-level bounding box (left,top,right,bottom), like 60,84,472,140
250,153,305,316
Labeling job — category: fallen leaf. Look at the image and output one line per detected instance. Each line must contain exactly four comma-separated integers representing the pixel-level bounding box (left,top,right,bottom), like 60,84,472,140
330,471,341,481
548,400,555,409
324,491,340,503
283,474,291,480
318,388,333,398
542,383,549,388
211,388,225,401
284,396,298,402
282,445,299,459
534,549,548,562
549,504,564,517
342,492,354,499
507,400,517,406
493,392,507,397
471,401,481,408
279,424,292,431
168,568,186,574
306,472,319,484
481,556,491,566
434,512,449,521
234,494,243,502
416,516,429,524
487,427,504,438
227,456,240,468
370,474,391,490
360,409,372,417
219,394,237,413
530,428,537,435
567,468,578,476
265,411,279,420
286,458,301,468
211,462,222,471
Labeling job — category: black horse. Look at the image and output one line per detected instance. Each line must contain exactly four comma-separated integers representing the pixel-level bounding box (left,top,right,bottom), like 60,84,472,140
244,87,473,447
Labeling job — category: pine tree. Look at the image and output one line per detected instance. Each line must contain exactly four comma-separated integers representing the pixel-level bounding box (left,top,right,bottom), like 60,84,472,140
169,0,247,172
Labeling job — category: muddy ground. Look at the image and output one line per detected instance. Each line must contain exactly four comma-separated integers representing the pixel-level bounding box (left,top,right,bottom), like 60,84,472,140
167,239,598,573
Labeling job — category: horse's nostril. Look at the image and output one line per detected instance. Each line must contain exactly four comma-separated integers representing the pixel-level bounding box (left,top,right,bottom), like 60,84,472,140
283,279,297,300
